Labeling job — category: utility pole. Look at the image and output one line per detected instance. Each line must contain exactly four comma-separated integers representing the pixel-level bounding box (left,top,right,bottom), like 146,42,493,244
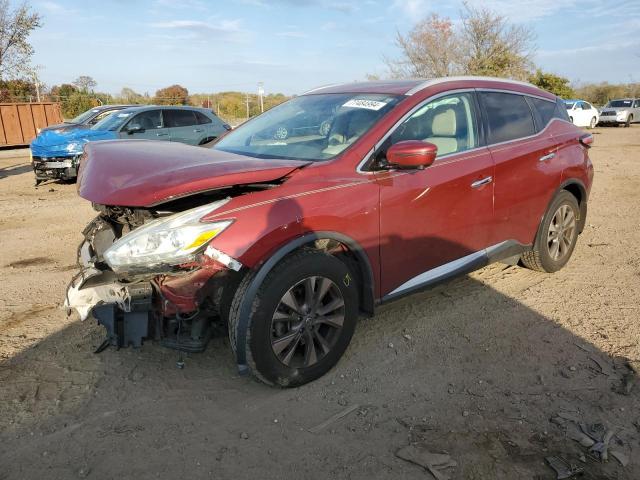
245,93,250,120
258,82,264,113
35,81,41,103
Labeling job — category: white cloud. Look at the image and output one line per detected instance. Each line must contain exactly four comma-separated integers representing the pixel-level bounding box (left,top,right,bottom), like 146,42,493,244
39,1,64,12
149,18,251,44
276,30,308,38
391,0,431,17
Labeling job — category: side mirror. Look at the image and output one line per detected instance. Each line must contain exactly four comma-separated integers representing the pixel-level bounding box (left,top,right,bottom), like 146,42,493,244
126,125,144,135
386,140,437,169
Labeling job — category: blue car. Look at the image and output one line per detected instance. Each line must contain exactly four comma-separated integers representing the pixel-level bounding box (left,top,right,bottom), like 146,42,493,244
31,105,231,183
39,104,135,134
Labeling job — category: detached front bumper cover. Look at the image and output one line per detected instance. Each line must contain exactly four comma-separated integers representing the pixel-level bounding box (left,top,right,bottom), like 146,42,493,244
65,267,153,349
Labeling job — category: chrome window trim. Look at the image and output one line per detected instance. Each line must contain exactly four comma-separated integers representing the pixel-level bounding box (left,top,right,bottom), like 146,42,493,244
356,87,570,174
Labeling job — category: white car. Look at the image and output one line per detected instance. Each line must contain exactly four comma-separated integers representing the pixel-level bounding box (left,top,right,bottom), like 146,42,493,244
564,99,599,128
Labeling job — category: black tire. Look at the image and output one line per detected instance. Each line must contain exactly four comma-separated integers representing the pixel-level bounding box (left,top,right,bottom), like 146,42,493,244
521,191,580,273
589,117,597,129
228,249,359,387
625,115,633,127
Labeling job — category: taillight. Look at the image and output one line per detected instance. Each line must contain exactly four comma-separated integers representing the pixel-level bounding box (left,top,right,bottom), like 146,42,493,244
579,133,593,148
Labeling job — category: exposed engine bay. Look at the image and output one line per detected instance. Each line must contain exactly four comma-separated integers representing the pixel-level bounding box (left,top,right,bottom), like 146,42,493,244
66,183,278,353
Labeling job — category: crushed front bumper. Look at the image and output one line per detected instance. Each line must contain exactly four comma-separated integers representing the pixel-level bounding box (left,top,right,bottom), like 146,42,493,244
65,223,242,353
31,153,80,181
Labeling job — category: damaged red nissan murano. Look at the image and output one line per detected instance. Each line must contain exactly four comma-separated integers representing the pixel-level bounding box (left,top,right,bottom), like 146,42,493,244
66,77,594,387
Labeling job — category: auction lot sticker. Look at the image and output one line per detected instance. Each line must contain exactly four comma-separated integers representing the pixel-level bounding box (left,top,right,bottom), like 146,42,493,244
342,99,388,110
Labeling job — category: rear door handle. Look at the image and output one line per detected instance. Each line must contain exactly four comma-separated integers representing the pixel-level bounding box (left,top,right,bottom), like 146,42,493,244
156,133,169,137
471,176,493,188
194,129,204,133
539,153,555,162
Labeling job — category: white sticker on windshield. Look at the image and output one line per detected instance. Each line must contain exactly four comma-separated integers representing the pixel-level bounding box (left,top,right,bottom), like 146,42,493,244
342,99,388,111
117,113,131,117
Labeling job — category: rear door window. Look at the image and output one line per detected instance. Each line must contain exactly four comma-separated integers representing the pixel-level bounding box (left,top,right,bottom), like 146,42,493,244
164,109,198,128
480,92,535,144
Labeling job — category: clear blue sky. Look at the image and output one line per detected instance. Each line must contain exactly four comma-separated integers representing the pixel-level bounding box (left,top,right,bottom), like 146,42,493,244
26,0,640,96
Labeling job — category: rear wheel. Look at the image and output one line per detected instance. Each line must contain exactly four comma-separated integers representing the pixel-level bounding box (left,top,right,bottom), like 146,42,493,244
228,249,359,387
521,191,580,273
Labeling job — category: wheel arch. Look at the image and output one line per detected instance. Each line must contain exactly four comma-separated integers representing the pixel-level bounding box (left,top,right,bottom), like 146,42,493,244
233,231,375,374
560,179,587,232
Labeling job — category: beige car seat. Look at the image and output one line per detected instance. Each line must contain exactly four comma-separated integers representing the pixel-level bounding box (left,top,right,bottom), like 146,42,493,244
424,108,458,156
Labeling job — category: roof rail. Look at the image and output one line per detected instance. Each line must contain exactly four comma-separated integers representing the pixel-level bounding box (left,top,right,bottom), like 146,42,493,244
404,76,537,95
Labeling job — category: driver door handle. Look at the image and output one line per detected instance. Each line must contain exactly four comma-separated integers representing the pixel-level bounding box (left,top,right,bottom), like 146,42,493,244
194,129,203,133
156,132,169,137
471,176,493,188
539,152,555,162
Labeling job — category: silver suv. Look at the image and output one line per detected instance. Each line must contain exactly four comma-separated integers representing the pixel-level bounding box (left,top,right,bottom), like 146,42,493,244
598,98,640,127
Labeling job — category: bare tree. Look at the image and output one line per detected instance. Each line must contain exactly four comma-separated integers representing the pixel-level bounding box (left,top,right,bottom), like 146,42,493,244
385,3,535,80
0,0,42,80
460,2,535,81
73,75,97,92
385,14,462,78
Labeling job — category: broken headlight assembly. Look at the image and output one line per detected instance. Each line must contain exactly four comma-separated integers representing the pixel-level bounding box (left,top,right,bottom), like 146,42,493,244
103,199,232,274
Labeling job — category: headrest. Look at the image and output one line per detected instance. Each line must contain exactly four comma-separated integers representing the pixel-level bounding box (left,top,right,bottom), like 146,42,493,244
431,108,456,137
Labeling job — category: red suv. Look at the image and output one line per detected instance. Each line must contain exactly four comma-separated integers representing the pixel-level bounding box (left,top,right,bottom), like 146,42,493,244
66,77,594,387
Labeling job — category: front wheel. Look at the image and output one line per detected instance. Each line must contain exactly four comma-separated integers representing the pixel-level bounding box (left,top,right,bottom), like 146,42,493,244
229,249,359,387
589,117,597,129
521,191,580,273
625,115,633,127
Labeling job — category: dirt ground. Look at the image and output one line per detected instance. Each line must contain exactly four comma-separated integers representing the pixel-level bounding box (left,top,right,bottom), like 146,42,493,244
0,127,639,479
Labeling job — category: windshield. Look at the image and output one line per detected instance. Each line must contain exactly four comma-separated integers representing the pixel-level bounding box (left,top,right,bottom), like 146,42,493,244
70,108,101,124
564,102,575,109
606,100,633,108
91,111,135,131
214,93,402,161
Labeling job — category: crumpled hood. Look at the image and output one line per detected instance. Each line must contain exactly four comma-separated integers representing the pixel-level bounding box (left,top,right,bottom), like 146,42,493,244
31,127,117,157
78,139,311,207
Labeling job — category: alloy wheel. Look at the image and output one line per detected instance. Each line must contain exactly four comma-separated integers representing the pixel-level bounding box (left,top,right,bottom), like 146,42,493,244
270,276,345,368
547,204,577,261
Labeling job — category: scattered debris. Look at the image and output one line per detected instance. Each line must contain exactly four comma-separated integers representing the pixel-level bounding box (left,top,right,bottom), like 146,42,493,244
395,443,457,480
388,342,394,349
545,455,583,479
611,450,630,467
551,412,630,466
587,242,610,248
308,404,359,434
240,432,249,440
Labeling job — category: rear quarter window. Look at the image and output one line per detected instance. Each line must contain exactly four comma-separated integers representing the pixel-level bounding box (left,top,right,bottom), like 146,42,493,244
528,97,558,131
480,92,536,144
195,111,213,125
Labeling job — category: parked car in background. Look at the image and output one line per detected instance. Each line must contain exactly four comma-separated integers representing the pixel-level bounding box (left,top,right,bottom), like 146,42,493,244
598,98,640,127
66,77,593,387
30,106,231,183
38,104,135,133
564,100,599,128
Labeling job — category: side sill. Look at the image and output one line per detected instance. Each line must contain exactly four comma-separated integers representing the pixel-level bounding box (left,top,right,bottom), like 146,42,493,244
379,240,529,304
